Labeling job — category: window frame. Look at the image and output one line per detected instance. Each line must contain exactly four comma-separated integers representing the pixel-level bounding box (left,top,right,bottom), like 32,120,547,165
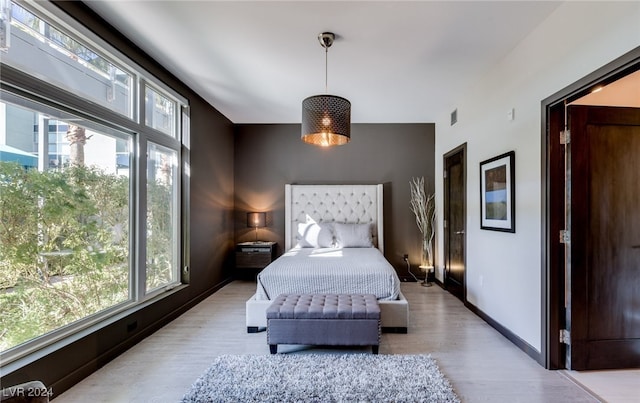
5,1,138,120
0,0,190,367
144,82,179,139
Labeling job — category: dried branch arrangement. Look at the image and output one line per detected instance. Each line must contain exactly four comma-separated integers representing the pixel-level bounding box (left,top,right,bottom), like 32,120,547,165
409,176,436,267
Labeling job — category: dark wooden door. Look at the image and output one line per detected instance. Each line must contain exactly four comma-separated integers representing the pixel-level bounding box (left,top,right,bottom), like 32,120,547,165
568,105,640,370
444,145,466,301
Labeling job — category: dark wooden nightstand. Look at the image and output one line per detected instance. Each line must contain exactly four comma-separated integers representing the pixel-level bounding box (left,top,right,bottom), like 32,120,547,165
235,241,276,270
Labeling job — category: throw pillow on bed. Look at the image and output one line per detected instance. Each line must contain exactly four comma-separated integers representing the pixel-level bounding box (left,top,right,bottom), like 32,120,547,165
296,221,334,248
334,222,373,248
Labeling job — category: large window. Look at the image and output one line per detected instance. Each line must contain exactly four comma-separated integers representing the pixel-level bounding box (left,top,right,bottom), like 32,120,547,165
0,0,188,365
0,98,132,352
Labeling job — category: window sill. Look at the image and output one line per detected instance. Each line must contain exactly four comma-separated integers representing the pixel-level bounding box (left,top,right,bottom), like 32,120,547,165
1,283,189,376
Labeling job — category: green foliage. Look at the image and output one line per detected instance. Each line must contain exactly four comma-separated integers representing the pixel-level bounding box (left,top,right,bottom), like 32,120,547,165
0,162,130,351
145,178,175,292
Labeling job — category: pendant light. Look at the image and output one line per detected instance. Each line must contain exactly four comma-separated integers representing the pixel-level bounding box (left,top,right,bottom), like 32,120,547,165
301,32,351,147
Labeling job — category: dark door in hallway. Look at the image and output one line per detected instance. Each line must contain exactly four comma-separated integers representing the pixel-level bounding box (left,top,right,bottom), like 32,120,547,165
444,145,466,301
568,105,640,370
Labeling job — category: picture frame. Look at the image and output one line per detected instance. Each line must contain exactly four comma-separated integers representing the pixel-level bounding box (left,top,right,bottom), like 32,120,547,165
480,151,515,232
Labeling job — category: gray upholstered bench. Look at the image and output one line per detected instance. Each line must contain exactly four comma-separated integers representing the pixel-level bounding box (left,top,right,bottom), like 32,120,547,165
266,294,381,354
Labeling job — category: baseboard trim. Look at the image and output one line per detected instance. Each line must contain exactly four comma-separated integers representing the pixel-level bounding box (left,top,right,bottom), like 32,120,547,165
464,301,544,366
382,327,408,334
48,277,233,398
427,278,541,364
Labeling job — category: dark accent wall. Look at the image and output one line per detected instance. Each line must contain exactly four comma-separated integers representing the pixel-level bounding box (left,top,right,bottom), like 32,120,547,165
1,2,235,397
234,123,435,278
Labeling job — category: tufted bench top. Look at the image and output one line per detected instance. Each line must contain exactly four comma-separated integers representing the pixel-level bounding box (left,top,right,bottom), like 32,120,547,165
267,294,380,320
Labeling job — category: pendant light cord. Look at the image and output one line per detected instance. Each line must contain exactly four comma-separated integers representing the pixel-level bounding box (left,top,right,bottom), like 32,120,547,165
319,32,334,94
325,46,328,93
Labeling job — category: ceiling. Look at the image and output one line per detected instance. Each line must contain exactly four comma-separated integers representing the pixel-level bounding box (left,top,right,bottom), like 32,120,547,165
85,1,564,124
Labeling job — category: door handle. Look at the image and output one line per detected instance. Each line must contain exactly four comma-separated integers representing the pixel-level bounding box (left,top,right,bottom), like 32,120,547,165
455,230,465,235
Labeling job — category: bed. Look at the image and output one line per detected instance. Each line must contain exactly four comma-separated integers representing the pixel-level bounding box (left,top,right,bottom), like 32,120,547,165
245,184,409,333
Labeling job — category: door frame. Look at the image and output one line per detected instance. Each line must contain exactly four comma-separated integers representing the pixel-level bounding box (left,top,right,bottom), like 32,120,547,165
541,47,640,369
443,143,467,302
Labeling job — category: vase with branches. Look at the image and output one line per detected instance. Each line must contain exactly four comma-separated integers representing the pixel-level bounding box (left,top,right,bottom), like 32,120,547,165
409,177,436,283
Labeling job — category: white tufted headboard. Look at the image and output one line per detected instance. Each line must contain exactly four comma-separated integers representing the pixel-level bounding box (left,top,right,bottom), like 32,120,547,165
284,184,384,253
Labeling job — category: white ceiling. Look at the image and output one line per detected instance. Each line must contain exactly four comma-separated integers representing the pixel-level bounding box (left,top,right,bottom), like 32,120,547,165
85,1,562,124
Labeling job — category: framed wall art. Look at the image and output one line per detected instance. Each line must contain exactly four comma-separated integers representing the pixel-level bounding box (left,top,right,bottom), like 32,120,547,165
480,151,515,232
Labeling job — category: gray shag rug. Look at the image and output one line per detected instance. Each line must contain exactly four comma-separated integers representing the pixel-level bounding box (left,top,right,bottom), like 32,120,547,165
182,354,460,402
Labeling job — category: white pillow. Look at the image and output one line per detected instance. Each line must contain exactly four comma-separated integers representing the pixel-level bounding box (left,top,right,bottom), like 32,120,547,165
296,221,334,248
334,223,373,248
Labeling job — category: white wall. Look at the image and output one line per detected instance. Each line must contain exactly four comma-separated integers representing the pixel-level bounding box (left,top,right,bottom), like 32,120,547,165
434,2,640,352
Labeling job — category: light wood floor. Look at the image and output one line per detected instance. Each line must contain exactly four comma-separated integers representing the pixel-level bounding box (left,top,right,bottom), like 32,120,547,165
56,281,638,402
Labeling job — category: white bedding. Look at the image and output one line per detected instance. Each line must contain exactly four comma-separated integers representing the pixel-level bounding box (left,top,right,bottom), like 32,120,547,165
255,247,401,301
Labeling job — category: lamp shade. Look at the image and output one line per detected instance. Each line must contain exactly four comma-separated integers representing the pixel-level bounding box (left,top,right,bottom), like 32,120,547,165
247,212,266,228
301,95,351,147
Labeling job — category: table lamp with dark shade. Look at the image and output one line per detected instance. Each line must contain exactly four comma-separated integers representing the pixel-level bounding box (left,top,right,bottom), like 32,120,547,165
247,212,266,242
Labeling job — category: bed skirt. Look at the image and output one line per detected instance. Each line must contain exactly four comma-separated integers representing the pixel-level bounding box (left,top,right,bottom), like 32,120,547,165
246,292,408,334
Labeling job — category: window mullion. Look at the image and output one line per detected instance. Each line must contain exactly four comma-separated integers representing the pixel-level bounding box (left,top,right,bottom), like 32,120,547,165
135,135,148,300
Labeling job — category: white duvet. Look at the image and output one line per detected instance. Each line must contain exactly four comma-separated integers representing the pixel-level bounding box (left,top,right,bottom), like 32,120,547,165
255,247,401,301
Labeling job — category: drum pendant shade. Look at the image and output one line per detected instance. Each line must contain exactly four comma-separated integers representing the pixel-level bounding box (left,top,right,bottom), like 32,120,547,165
301,32,351,147
301,95,351,146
